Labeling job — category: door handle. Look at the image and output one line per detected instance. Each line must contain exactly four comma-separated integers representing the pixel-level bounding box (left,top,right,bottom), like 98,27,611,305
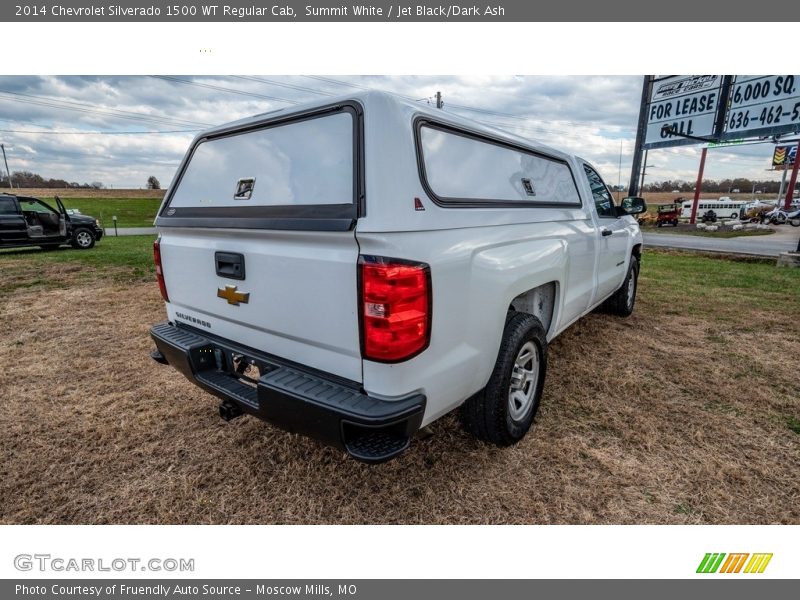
601,229,613,237
215,251,246,280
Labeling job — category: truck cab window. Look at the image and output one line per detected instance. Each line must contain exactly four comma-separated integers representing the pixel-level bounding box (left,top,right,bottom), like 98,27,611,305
582,164,615,218
0,197,16,214
19,199,57,214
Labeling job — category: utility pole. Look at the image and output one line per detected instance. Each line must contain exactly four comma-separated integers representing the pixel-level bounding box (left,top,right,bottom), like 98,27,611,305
616,139,623,201
777,166,788,202
435,91,443,109
1,144,12,189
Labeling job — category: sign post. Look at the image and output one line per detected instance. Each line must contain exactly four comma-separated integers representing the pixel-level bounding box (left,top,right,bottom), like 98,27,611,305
772,140,800,210
628,76,652,196
689,148,708,225
784,141,800,210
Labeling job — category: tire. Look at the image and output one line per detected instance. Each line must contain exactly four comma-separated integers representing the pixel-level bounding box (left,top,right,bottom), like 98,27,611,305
461,312,547,446
790,218,800,227
600,255,639,317
71,227,95,249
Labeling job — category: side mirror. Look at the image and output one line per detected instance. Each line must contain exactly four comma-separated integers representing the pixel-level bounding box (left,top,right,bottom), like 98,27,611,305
617,196,647,216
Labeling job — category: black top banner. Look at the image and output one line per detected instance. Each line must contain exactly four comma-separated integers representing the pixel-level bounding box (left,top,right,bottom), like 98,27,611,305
5,0,800,21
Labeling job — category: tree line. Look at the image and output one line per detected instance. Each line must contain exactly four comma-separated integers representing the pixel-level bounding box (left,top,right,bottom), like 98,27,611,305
0,171,105,189
0,172,161,190
642,178,791,194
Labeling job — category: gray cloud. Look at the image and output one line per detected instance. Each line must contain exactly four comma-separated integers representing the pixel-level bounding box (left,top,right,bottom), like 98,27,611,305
0,75,791,189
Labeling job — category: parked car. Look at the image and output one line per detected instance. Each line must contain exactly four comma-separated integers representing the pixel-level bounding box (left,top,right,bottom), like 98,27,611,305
0,193,103,250
149,91,646,463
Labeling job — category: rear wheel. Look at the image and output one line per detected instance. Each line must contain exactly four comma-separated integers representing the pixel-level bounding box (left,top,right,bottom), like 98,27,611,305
600,255,639,317
71,228,95,250
790,218,800,227
461,312,547,446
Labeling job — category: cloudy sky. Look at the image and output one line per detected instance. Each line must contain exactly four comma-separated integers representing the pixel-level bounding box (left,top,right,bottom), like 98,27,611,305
0,75,790,189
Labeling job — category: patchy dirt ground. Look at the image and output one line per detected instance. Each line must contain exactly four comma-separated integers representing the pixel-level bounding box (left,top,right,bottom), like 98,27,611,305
0,253,798,524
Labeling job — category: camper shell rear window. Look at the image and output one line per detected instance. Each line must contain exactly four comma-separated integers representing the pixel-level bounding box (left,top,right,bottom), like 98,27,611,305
157,102,363,231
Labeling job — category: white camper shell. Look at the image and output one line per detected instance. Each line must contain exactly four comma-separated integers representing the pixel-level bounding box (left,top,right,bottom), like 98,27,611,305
150,91,645,463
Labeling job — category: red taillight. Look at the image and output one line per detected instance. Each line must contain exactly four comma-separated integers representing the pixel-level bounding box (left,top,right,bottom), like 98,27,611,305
360,257,431,362
153,238,169,302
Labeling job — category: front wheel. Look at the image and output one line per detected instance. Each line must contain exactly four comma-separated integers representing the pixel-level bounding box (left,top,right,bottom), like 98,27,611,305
600,255,639,317
71,227,95,249
461,312,548,446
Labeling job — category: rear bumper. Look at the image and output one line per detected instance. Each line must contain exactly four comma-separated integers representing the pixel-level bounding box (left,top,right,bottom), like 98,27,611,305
149,322,425,463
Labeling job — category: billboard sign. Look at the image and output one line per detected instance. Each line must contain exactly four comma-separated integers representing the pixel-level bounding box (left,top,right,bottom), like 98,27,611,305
721,75,800,140
772,144,797,170
644,75,724,149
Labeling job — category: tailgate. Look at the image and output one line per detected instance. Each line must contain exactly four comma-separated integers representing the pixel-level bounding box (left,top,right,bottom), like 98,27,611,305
159,228,362,383
154,101,364,383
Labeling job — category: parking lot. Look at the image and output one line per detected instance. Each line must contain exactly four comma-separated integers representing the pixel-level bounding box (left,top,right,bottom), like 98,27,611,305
0,238,798,524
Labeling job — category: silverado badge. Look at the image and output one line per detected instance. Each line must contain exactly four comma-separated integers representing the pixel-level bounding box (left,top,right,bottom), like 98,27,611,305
217,285,250,306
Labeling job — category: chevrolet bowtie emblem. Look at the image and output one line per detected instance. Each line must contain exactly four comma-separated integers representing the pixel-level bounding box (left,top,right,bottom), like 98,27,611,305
217,285,250,306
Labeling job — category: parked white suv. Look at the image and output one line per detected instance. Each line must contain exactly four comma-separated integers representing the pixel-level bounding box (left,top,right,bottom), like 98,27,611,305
150,91,645,463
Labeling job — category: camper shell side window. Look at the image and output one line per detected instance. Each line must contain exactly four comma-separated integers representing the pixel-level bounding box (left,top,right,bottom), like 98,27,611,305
414,119,582,209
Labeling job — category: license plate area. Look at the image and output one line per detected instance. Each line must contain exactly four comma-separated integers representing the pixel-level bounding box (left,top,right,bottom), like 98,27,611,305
192,344,278,387
224,348,278,387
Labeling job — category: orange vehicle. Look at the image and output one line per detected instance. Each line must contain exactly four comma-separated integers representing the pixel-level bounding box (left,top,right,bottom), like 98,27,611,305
656,203,680,227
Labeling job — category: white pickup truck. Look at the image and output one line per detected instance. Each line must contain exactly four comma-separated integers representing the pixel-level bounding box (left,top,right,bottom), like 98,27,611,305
150,91,646,463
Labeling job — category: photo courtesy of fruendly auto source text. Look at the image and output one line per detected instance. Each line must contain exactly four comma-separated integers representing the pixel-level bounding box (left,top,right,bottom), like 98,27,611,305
0,0,798,596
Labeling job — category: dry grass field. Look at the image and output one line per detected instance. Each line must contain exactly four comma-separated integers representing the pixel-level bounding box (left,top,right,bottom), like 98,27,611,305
0,239,798,524
3,188,165,199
